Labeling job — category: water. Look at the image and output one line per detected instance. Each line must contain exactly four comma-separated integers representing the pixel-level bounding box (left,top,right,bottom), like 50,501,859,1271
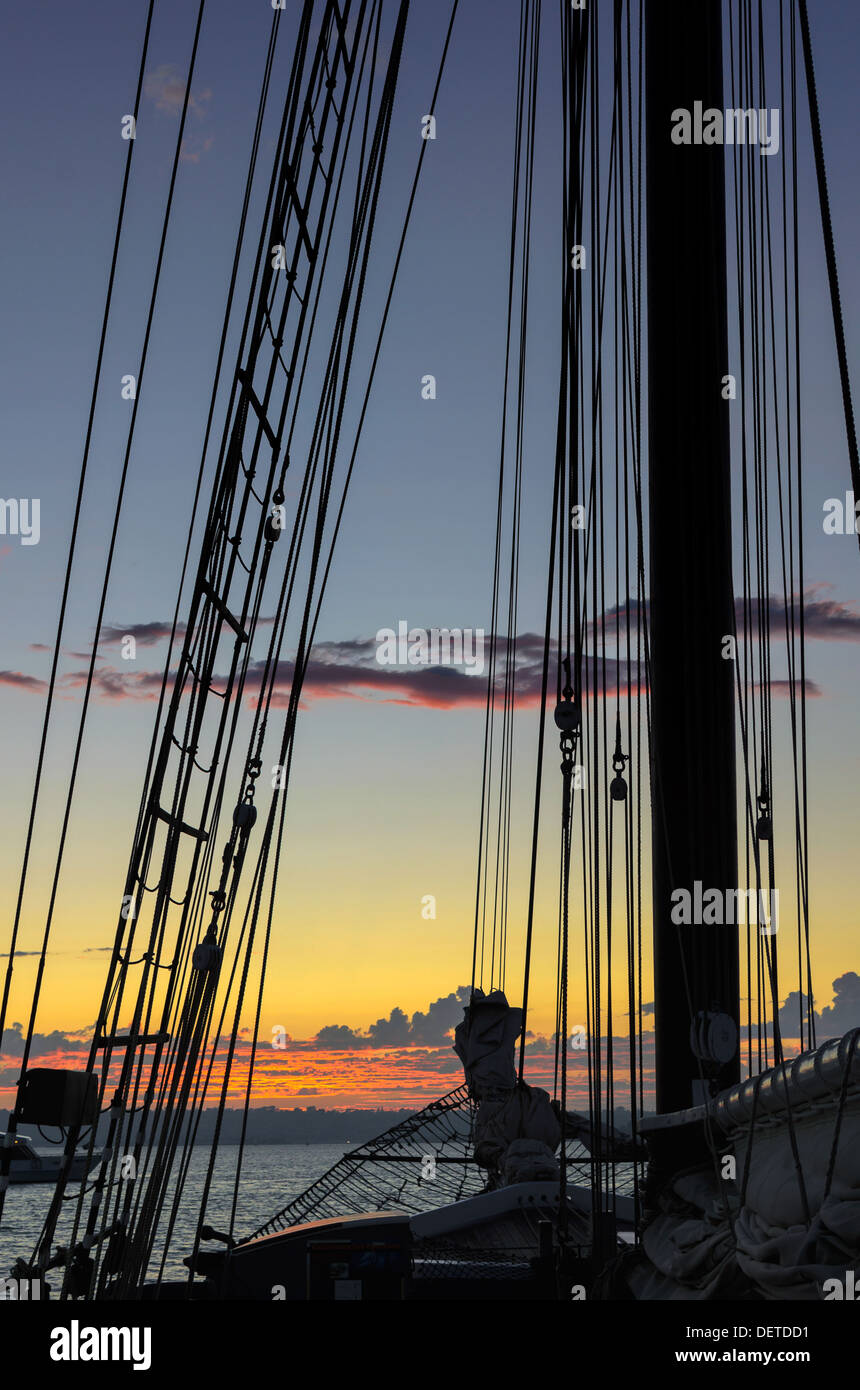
0,1143,346,1289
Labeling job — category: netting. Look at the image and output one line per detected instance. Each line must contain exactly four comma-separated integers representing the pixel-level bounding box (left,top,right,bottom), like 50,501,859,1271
246,1087,482,1238
245,1085,634,1242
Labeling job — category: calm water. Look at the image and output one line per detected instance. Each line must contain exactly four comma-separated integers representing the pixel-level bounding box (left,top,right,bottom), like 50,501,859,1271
0,1143,346,1289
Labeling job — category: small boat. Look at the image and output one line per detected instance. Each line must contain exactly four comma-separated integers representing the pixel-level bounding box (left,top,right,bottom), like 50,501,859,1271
2,1134,91,1186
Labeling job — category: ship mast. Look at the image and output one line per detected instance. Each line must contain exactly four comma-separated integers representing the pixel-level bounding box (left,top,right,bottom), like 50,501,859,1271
645,0,740,1114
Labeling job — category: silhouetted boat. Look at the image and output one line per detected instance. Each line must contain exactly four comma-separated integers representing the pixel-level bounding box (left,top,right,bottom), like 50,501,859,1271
1,1135,90,1187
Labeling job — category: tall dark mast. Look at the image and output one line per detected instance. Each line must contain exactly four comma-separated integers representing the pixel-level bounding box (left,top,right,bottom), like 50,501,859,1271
645,0,740,1114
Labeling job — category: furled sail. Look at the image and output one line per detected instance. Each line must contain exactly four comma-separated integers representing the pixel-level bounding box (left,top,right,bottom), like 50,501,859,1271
613,1029,860,1300
452,989,522,1096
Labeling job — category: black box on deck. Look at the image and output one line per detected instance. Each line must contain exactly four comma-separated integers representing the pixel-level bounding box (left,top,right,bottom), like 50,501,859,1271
17,1069,99,1127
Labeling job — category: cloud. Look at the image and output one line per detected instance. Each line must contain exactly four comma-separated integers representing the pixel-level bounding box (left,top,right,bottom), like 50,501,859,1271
144,64,211,119
144,64,213,163
67,631,815,710
0,669,47,692
0,1021,90,1059
741,972,860,1043
93,615,276,654
818,972,860,1034
313,1023,367,1049
59,666,164,702
0,946,112,959
313,987,472,1051
0,1006,631,1110
367,1006,410,1046
179,134,215,164
755,587,860,644
262,635,651,711
6,584,854,712
101,621,186,649
758,679,822,698
5,974,855,1113
604,587,860,645
778,971,860,1039
407,988,474,1044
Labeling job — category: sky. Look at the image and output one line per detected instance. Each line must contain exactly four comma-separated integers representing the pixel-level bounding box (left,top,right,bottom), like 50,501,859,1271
0,0,859,1113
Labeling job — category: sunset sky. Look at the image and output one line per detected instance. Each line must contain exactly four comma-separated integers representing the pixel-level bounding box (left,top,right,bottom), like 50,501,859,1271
1,0,859,1113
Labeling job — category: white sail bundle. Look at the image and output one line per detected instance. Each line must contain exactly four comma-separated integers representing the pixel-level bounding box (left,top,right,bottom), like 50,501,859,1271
627,1030,860,1300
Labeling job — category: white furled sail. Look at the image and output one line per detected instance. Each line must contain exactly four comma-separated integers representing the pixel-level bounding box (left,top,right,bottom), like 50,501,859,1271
624,1030,860,1300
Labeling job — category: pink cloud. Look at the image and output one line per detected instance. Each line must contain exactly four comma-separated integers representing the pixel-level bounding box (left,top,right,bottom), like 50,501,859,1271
144,64,211,119
0,669,47,692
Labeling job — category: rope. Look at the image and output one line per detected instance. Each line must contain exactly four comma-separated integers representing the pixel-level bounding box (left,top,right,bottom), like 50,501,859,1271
798,0,860,557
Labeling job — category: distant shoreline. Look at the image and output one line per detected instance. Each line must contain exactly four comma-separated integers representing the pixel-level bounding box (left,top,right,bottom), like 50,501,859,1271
1,1106,415,1148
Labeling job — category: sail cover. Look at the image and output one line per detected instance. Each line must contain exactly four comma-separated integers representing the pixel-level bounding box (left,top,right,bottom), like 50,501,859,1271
620,1030,860,1300
474,1085,562,1183
453,989,522,1096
